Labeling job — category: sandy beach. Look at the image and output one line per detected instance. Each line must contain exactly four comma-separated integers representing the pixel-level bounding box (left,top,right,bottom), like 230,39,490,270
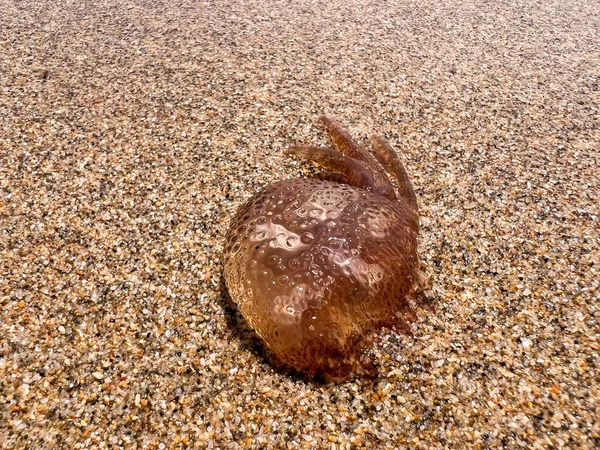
1,0,598,448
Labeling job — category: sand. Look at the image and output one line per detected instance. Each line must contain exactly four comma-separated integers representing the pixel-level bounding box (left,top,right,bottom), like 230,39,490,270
1,0,598,448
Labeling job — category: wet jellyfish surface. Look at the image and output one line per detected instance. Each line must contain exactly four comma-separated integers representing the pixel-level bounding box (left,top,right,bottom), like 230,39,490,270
223,115,428,380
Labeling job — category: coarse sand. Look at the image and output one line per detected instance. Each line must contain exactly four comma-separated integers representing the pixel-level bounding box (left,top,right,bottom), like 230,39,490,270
1,0,598,448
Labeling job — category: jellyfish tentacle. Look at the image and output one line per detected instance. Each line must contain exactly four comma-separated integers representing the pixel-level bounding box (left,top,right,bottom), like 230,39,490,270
318,115,366,162
398,303,418,323
319,115,396,199
371,135,418,212
285,145,376,191
389,313,414,337
314,171,350,185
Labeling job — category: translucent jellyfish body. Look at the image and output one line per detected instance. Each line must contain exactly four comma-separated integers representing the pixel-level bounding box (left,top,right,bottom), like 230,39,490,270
223,116,425,380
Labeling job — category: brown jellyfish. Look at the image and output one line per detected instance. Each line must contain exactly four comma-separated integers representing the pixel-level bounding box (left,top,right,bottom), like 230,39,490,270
223,115,428,380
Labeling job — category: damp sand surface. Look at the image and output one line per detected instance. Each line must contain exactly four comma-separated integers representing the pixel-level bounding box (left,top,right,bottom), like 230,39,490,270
1,0,599,448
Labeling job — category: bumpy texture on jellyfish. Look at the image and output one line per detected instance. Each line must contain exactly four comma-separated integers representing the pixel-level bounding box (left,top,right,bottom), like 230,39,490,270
223,115,426,380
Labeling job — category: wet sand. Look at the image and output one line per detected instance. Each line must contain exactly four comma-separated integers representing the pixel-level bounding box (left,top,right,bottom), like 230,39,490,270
1,0,598,448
